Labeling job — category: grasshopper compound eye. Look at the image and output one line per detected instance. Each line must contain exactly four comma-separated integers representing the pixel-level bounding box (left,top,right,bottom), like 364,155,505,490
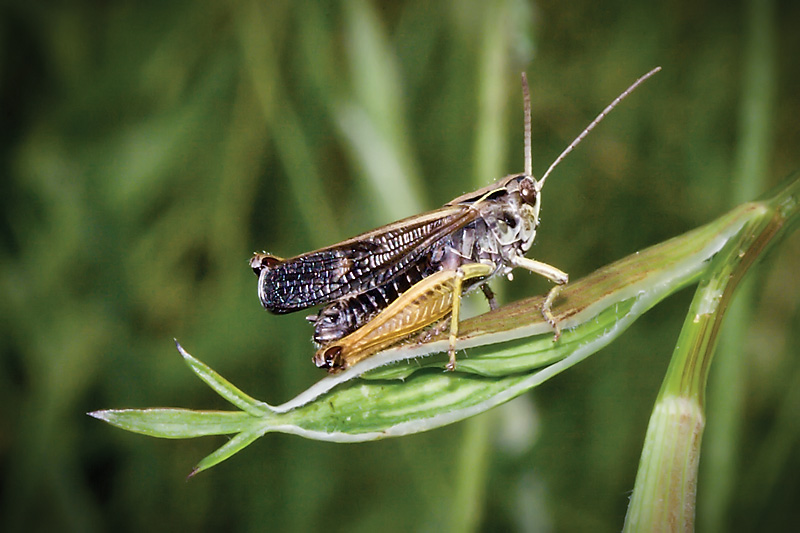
519,178,538,206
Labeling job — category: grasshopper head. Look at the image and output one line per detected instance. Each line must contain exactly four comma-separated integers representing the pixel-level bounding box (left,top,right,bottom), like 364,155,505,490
510,174,542,252
519,174,542,223
471,173,542,252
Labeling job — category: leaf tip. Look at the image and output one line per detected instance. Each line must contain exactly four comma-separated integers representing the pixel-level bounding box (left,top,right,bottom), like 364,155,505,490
87,410,110,421
175,340,195,363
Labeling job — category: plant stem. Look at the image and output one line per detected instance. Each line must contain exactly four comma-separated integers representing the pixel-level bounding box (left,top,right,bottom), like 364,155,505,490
624,175,799,531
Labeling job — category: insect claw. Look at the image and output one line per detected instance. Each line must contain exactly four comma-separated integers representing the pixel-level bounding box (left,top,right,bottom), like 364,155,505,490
541,284,564,341
446,350,457,372
542,310,562,342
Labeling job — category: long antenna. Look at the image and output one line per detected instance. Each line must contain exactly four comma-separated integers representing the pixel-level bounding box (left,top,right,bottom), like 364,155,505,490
538,66,661,187
521,72,532,178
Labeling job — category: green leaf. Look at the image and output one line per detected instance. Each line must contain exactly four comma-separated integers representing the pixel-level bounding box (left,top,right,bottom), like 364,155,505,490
87,409,259,439
91,175,800,475
189,429,264,478
176,340,268,417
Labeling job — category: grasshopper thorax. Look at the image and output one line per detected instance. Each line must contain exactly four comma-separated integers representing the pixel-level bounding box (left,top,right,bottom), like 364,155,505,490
441,173,542,277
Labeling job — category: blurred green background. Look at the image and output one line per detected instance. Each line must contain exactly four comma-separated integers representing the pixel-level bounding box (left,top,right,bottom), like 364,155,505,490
2,0,798,531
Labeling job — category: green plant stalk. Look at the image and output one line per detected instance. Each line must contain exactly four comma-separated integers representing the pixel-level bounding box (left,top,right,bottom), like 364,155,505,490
90,176,799,477
703,0,776,529
624,175,798,531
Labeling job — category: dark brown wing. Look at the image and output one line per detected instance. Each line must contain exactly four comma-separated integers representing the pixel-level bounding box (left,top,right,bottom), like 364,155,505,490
258,205,478,313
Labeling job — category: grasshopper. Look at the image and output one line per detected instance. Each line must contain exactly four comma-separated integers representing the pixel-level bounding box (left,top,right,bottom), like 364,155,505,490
252,67,661,372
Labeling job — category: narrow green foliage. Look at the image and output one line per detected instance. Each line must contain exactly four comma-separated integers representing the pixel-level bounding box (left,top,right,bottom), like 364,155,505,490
177,340,269,417
624,174,799,530
92,175,800,480
88,409,255,439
